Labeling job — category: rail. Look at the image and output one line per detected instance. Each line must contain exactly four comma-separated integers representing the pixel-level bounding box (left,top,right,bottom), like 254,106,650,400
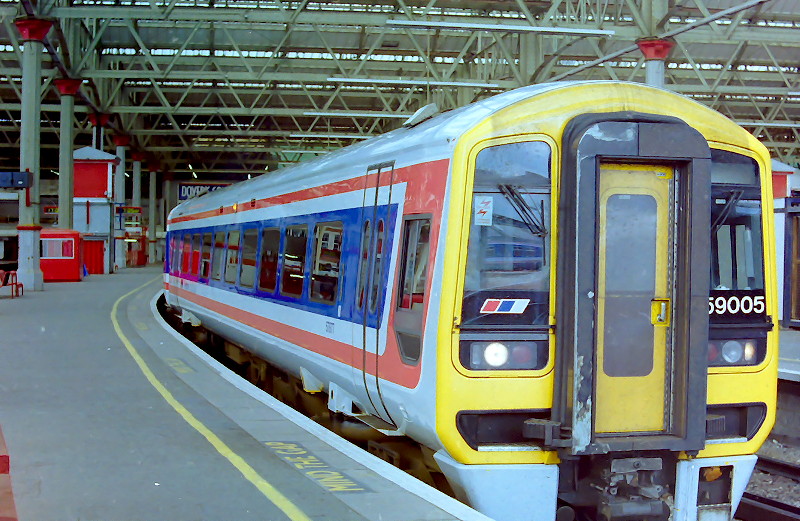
736,492,800,521
756,456,800,481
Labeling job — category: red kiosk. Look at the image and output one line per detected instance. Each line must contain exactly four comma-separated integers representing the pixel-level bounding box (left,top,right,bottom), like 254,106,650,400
39,228,83,282
72,146,118,274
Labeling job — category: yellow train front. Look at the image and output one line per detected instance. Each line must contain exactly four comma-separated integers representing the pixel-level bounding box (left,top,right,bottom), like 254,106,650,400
433,82,777,521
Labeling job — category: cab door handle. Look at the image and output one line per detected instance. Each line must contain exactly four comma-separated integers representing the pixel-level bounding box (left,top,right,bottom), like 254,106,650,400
652,299,670,325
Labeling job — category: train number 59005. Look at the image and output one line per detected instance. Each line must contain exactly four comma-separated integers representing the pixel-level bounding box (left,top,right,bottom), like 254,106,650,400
708,295,765,315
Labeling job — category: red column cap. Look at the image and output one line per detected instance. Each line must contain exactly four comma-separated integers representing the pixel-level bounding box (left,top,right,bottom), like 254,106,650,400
87,113,111,127
636,38,675,61
54,78,82,96
112,135,131,147
131,152,146,162
147,163,160,172
14,17,53,41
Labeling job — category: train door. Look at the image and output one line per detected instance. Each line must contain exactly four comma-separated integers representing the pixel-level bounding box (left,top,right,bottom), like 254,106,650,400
594,163,674,434
355,161,396,424
552,118,709,455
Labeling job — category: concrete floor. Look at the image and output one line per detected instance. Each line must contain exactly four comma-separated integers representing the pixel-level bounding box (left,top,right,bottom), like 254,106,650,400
0,266,485,521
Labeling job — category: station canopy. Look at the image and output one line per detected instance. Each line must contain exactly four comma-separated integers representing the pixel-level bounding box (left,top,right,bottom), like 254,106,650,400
0,0,798,181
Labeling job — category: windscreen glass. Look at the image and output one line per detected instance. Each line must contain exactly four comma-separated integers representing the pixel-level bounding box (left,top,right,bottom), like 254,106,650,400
461,141,551,327
709,149,765,323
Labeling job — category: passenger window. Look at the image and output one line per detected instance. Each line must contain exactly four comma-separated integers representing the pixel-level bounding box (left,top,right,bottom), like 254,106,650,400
200,233,213,278
369,220,385,313
181,233,191,274
397,219,431,310
280,225,308,298
357,221,371,309
259,228,280,293
191,234,201,275
240,229,258,288
224,230,241,284
169,235,180,274
210,231,225,281
311,222,342,304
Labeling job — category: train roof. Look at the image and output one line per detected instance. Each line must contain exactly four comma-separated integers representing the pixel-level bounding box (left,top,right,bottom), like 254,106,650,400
168,80,725,221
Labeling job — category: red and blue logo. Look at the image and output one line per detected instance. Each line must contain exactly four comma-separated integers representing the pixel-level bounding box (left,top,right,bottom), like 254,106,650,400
479,298,530,314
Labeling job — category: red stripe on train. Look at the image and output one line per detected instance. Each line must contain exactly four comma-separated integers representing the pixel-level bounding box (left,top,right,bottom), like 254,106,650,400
169,285,423,388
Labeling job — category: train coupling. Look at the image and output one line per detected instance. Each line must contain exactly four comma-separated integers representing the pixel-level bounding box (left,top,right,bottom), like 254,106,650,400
596,457,671,521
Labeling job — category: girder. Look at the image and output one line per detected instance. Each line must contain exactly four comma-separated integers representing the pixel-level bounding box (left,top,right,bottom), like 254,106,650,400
0,0,797,183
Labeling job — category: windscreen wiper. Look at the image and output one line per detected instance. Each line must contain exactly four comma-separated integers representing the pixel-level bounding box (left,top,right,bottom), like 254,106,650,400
711,189,744,235
499,184,548,238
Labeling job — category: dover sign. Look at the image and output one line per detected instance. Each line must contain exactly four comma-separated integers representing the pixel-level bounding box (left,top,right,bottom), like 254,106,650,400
178,183,230,200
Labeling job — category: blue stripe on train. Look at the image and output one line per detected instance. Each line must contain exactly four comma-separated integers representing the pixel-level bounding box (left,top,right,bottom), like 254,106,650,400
167,204,398,329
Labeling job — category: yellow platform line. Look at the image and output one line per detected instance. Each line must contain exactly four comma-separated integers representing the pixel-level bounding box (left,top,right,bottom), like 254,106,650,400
111,277,313,521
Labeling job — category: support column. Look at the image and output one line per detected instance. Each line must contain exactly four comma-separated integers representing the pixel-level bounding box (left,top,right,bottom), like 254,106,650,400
54,78,82,230
163,174,174,222
147,163,158,264
15,17,53,292
87,113,110,150
131,152,144,208
112,134,130,271
636,38,675,89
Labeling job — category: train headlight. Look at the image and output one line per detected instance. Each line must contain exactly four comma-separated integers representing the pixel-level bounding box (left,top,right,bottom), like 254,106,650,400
743,340,757,362
721,340,744,363
462,340,546,371
482,342,509,367
708,338,764,367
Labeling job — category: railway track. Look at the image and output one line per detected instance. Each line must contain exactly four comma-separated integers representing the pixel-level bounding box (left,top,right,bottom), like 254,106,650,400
735,455,800,520
757,455,800,481
736,492,800,521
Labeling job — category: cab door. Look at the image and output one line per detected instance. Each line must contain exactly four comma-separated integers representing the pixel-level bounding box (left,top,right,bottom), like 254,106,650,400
594,163,675,434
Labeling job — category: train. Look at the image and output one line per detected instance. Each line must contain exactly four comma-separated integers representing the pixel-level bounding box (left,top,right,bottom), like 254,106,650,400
164,81,778,521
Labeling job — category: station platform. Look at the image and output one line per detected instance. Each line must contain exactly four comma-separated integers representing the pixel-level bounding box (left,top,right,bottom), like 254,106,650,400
779,329,800,382
0,266,489,521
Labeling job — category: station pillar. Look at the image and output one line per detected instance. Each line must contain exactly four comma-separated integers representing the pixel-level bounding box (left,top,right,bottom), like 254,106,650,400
112,134,130,271
15,17,53,292
131,152,144,208
636,38,675,89
54,78,82,230
87,112,110,151
147,163,158,263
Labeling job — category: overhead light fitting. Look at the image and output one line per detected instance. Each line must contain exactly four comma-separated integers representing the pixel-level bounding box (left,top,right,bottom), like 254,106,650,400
327,76,500,88
385,19,615,37
304,110,411,118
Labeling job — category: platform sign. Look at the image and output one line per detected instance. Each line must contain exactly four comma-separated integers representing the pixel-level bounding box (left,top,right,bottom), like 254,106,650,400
178,183,230,200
